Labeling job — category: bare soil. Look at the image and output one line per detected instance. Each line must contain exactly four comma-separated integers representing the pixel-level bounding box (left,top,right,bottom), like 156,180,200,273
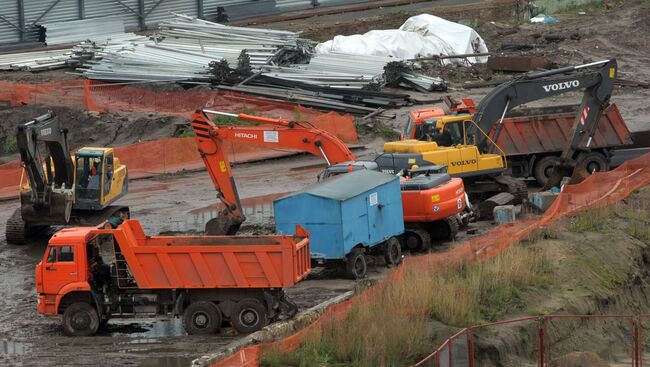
0,151,491,366
472,187,650,367
0,1,648,365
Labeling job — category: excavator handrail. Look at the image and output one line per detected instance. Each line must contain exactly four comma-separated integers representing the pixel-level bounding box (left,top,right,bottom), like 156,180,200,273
465,119,508,169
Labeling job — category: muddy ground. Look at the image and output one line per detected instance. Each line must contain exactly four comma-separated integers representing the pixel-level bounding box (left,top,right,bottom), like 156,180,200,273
0,1,649,366
0,151,492,366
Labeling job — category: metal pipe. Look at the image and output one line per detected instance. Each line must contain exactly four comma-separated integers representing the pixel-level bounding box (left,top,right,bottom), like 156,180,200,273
203,110,238,118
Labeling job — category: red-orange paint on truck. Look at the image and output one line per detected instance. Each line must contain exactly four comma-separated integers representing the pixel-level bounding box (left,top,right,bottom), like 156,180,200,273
36,220,310,336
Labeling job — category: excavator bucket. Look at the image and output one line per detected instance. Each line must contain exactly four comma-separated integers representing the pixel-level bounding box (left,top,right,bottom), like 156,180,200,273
205,210,244,235
20,190,73,225
541,160,591,191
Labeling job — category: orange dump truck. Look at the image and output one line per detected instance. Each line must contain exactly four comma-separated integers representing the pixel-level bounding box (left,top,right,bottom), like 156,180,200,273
35,220,310,336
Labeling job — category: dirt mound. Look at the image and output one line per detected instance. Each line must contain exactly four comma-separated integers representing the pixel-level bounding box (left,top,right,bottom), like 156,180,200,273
549,351,611,367
0,105,185,162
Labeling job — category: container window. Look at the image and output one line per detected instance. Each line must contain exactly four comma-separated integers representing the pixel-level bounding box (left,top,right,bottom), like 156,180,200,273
58,246,74,262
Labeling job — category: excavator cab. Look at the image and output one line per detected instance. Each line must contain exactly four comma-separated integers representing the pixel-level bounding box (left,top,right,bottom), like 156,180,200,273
381,116,506,178
73,148,126,210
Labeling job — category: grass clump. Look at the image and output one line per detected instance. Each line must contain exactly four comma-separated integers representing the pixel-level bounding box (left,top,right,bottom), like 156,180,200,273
3,136,17,154
262,245,552,367
431,246,552,325
355,118,398,139
212,105,261,126
568,206,613,233
555,0,630,15
176,130,195,138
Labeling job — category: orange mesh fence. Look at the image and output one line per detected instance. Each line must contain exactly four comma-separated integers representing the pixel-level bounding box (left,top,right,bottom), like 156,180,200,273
210,152,650,367
0,135,330,200
0,80,358,144
0,81,357,200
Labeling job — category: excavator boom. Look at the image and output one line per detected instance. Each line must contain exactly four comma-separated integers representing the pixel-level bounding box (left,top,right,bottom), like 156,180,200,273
190,110,356,235
471,59,617,154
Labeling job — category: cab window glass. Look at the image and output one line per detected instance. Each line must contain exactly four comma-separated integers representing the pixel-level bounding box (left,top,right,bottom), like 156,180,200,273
404,117,414,138
58,246,74,262
104,154,113,196
444,121,464,145
46,247,56,263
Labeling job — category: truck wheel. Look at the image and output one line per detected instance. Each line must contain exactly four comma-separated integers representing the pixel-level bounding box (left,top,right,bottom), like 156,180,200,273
99,314,111,329
579,152,609,174
182,301,222,335
533,156,559,187
346,249,367,279
231,299,268,334
383,237,402,266
403,229,431,253
62,302,100,336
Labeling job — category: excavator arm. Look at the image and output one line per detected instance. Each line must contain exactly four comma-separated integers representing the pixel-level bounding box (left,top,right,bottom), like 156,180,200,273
470,59,617,154
17,111,75,223
190,109,356,235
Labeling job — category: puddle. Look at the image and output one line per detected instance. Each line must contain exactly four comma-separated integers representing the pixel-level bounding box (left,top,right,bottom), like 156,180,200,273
1,340,31,356
164,192,291,233
102,318,186,338
137,356,193,367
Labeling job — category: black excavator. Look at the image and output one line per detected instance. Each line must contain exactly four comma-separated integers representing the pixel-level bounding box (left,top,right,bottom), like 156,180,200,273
378,59,619,198
6,112,129,244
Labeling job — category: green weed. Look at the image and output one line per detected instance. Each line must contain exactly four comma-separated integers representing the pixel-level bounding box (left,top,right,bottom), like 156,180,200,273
3,137,17,154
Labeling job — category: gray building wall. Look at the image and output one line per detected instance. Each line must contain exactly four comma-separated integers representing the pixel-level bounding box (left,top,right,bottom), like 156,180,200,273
0,0,376,47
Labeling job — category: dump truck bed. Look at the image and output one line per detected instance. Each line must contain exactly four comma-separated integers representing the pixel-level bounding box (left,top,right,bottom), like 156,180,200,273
108,220,310,289
491,104,632,156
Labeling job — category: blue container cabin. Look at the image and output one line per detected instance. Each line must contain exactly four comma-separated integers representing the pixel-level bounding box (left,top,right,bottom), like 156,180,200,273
274,170,404,265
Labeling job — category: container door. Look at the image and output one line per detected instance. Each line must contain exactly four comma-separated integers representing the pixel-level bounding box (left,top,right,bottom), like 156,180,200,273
366,191,385,241
42,245,79,295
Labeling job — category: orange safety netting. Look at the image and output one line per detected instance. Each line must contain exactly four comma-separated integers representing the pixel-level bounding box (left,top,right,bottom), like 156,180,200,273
0,80,358,143
210,152,650,367
0,80,358,200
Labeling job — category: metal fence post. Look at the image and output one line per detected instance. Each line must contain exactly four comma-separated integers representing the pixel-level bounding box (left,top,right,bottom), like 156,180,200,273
138,0,145,30
538,316,545,367
78,0,85,19
17,0,25,41
468,330,475,367
197,0,204,19
632,317,642,367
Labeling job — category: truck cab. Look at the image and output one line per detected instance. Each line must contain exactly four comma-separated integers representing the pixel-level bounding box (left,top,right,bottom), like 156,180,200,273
402,98,477,140
35,227,97,331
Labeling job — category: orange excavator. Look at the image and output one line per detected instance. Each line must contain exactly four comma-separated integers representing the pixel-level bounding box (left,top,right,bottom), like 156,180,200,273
190,109,468,251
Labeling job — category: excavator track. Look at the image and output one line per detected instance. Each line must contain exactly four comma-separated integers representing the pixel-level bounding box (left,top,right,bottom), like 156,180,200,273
6,208,27,245
493,175,528,204
402,228,432,253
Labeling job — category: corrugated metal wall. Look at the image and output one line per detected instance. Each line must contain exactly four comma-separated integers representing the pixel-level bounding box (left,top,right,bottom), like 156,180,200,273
0,0,377,47
146,0,197,27
0,2,21,45
84,1,135,29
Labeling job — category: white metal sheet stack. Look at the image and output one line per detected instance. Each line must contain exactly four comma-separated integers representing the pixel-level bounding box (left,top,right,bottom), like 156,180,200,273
0,49,73,71
78,14,304,82
259,52,392,89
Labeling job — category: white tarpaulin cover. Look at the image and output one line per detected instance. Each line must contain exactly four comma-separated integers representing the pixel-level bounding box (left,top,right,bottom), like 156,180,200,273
315,14,488,64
